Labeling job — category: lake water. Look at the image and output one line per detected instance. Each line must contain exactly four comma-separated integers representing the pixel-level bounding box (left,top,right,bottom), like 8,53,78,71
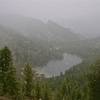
35,53,82,77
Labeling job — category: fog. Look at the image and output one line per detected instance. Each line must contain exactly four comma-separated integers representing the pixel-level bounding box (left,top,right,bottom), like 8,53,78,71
0,0,100,37
35,53,82,77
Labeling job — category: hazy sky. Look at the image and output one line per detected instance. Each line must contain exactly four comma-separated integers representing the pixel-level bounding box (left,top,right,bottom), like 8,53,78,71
0,0,100,37
0,0,100,20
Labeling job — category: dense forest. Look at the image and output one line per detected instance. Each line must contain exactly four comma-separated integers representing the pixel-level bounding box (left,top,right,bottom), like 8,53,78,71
0,46,100,100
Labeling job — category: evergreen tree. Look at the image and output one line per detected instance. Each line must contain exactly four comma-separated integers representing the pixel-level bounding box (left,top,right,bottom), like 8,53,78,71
23,64,33,97
34,82,42,100
0,46,19,97
59,78,82,100
42,83,51,100
88,60,100,100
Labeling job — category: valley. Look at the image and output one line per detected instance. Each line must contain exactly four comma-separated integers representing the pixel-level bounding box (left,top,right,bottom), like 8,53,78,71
0,15,100,100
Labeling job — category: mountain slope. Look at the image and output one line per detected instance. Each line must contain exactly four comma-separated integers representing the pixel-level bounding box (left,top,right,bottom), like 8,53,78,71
0,15,81,43
0,25,62,69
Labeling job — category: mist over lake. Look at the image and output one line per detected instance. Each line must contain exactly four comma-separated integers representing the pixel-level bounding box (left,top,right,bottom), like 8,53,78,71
35,53,82,77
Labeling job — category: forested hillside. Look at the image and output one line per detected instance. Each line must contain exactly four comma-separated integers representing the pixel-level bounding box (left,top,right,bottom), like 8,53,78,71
0,15,83,71
0,15,81,43
0,25,63,70
0,18,100,100
0,47,100,100
0,0,100,100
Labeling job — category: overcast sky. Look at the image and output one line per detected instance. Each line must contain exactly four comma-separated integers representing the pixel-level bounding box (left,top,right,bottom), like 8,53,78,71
0,0,100,20
0,0,100,37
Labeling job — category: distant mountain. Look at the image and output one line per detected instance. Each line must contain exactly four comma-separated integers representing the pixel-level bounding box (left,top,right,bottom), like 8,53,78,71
0,15,99,58
0,15,100,77
61,36,100,59
56,18,100,38
46,20,81,42
0,25,63,70
0,15,81,43
0,14,84,71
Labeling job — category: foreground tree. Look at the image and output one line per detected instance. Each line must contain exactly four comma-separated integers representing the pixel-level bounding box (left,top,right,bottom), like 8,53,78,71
41,83,51,100
58,78,82,100
0,47,19,98
88,60,100,100
34,82,42,100
23,64,33,97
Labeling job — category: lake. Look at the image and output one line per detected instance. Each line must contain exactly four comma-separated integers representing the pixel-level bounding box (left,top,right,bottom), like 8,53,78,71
35,53,82,77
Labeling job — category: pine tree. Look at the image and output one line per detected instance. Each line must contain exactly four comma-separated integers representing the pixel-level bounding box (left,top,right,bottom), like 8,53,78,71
34,82,42,100
7,65,19,98
0,46,19,97
23,64,33,97
42,83,51,100
59,78,82,100
88,60,100,100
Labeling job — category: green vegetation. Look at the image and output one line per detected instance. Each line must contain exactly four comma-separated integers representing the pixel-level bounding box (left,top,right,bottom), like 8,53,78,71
88,60,100,100
0,46,100,100
23,64,33,97
0,15,100,100
0,25,63,69
0,47,19,99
